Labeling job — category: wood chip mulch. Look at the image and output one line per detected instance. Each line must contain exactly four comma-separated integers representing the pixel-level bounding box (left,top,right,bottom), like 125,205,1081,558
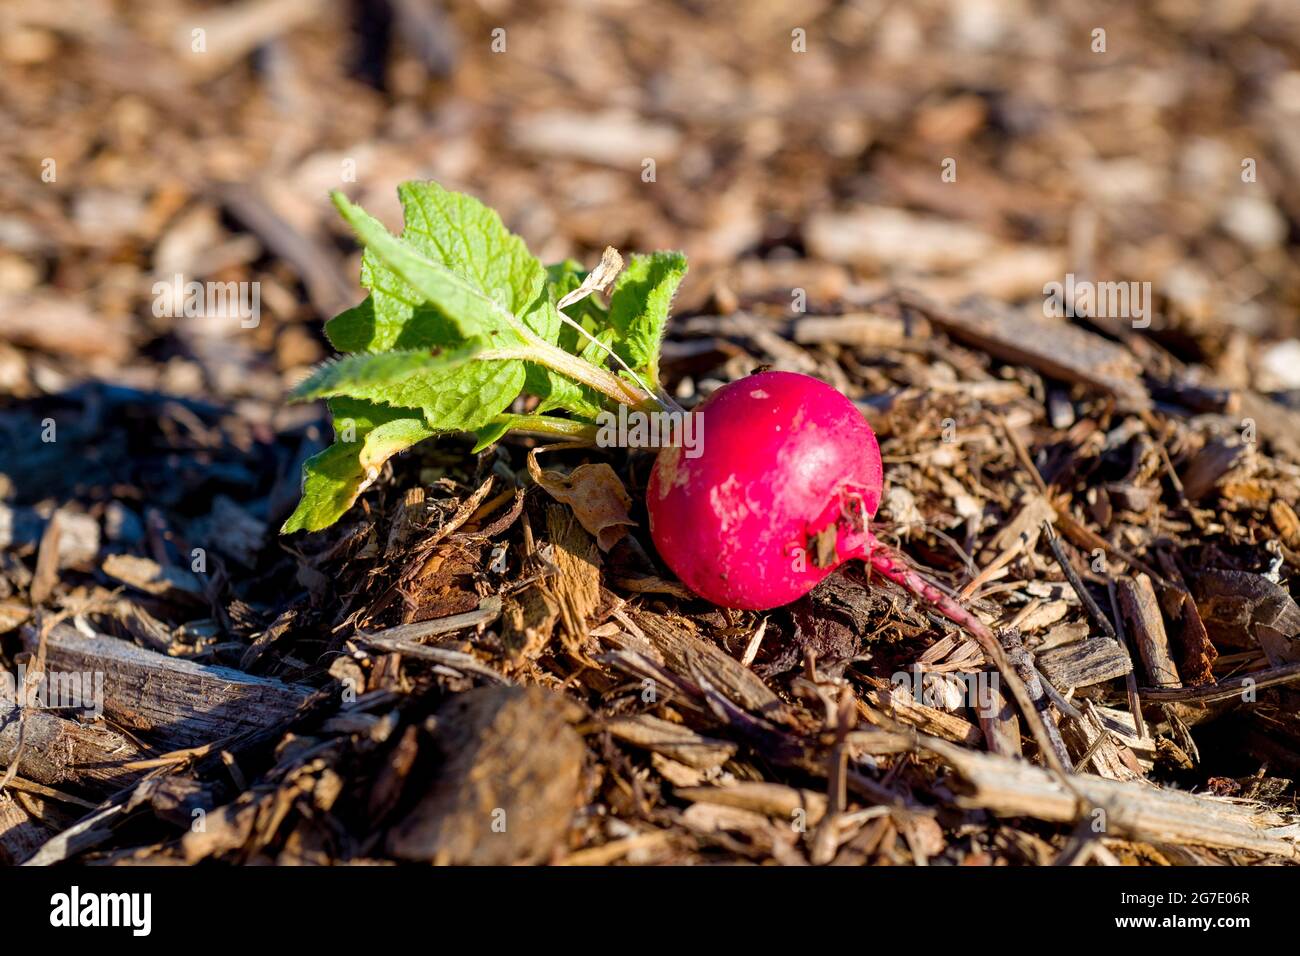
2,0,1299,865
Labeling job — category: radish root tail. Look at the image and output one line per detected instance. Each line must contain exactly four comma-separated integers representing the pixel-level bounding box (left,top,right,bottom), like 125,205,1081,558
861,533,1074,778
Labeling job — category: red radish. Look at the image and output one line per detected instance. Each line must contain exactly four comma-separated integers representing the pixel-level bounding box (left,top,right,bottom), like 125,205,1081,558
646,371,998,645
648,371,882,609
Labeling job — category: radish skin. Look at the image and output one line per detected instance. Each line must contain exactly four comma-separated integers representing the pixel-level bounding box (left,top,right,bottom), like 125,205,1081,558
647,371,883,610
646,370,995,643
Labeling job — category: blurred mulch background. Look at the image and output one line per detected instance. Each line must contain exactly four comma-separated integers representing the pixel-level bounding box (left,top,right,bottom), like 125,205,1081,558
2,0,1300,865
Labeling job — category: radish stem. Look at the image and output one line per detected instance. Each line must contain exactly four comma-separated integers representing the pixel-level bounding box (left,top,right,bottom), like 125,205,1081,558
479,337,654,409
487,413,598,442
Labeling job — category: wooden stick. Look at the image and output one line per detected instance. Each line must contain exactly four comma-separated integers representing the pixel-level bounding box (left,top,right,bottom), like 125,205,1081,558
1138,662,1300,703
923,736,1296,858
1041,521,1116,639
976,677,1023,758
356,596,502,645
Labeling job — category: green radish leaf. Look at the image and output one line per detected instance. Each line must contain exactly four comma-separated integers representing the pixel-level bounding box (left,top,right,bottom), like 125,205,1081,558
397,181,548,322
607,251,687,387
416,360,527,433
299,347,525,434
470,418,511,454
533,378,602,419
324,284,463,354
281,398,436,534
535,328,617,418
289,343,484,404
323,294,382,353
529,324,608,419
472,413,600,452
327,192,540,433
331,192,533,345
327,183,552,353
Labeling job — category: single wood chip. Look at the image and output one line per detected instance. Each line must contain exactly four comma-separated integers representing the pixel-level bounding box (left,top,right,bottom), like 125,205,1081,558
0,792,53,865
602,714,736,770
675,781,828,826
858,676,983,746
0,697,143,792
1193,569,1300,665
901,292,1151,411
1119,574,1181,688
22,621,315,750
628,609,792,723
1036,637,1133,692
386,685,585,864
101,553,204,600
